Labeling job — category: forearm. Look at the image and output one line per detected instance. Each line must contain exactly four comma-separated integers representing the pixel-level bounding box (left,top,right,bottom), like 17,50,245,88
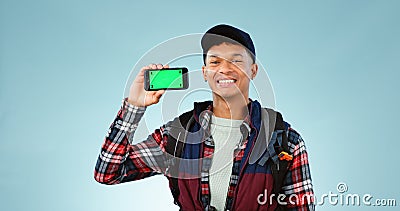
94,99,156,184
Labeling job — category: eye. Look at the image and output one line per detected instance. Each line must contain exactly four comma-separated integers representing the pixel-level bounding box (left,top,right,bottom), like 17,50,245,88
210,61,220,64
231,60,243,63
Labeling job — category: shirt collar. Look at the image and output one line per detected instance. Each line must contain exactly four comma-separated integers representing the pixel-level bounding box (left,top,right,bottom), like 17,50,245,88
194,99,260,143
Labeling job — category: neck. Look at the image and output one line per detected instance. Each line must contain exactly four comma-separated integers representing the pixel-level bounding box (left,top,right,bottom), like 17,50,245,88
212,94,250,120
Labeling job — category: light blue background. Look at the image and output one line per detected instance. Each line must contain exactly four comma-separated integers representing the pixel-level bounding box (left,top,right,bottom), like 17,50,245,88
1,0,399,210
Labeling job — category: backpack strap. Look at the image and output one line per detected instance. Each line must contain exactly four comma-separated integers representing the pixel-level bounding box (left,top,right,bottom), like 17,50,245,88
165,110,195,207
249,108,275,164
165,101,212,207
270,111,291,211
270,111,290,195
251,108,290,196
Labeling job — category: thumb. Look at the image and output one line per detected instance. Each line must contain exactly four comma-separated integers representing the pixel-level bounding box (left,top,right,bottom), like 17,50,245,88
155,90,165,98
153,90,165,102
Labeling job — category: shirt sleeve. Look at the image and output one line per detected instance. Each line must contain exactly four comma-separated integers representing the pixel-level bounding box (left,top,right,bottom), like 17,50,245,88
94,98,169,184
282,128,315,211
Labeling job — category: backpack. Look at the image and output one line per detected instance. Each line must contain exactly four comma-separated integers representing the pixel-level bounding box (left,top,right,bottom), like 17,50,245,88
165,107,291,210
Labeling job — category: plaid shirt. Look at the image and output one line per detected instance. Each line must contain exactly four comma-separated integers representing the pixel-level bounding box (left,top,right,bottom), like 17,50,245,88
94,99,315,210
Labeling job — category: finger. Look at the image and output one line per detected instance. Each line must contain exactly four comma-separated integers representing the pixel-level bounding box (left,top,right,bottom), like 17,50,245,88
150,63,157,69
154,90,165,100
157,89,165,95
149,90,163,104
163,64,169,69
156,63,163,69
135,66,150,82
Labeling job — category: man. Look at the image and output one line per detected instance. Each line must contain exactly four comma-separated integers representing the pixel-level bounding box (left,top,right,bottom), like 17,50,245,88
94,24,315,210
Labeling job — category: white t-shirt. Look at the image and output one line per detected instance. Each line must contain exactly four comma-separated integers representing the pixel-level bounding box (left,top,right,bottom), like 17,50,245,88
209,115,243,210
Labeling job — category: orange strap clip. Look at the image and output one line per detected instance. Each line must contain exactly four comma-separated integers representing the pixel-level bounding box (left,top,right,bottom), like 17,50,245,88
278,151,293,161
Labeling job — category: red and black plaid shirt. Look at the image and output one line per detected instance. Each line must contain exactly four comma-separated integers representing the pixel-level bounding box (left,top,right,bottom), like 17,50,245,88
94,99,315,210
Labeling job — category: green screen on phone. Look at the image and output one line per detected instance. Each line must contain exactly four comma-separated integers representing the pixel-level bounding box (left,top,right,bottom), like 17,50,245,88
149,69,183,89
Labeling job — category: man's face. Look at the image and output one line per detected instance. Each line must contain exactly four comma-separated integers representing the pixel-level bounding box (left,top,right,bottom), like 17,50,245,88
202,42,258,102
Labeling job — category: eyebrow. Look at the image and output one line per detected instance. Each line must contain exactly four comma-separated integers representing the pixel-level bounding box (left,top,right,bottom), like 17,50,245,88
231,53,244,57
208,53,244,58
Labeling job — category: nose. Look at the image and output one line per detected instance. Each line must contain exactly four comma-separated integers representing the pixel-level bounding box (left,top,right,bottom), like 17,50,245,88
218,60,234,74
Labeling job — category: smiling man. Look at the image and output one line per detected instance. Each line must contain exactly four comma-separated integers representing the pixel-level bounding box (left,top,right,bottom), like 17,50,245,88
94,24,315,211
203,42,256,120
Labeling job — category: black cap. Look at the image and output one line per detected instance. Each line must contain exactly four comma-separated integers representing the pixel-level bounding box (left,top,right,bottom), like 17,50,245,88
201,24,256,64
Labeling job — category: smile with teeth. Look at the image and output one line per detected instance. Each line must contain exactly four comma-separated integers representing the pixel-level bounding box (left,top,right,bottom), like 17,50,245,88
217,79,236,84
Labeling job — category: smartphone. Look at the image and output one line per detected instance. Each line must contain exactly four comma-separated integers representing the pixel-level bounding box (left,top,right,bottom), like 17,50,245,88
144,67,189,91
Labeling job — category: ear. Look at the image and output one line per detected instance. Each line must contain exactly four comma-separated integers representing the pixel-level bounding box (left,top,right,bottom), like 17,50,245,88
250,63,258,79
202,65,207,81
